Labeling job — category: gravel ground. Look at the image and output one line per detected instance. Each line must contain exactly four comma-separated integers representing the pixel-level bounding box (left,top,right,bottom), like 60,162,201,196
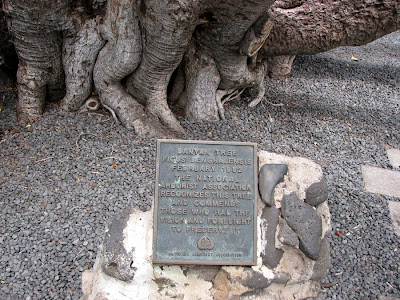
1,31,399,299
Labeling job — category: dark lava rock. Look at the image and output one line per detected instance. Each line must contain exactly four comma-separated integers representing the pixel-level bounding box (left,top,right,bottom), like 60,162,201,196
102,209,136,282
278,217,299,248
241,269,272,290
311,237,331,281
281,193,322,261
186,265,221,281
305,177,329,206
260,206,283,268
259,164,288,207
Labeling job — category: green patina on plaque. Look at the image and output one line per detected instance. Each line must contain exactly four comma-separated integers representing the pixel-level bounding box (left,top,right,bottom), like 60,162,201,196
153,139,258,265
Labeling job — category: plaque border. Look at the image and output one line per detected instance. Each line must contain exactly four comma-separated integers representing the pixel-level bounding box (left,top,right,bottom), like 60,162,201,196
152,139,258,266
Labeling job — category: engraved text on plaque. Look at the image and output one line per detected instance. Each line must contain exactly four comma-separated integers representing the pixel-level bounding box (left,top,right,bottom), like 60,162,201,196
153,140,258,265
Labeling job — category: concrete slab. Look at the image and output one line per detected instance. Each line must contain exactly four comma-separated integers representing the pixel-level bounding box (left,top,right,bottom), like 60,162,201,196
387,148,400,170
388,201,400,236
361,165,400,198
378,294,400,300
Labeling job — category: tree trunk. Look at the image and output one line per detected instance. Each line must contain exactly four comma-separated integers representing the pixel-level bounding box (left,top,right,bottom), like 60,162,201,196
261,0,400,78
2,0,399,136
0,0,18,90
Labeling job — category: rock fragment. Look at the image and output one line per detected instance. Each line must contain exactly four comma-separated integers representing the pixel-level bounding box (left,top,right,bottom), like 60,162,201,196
259,164,288,206
311,237,331,281
260,206,283,268
305,177,329,206
281,193,322,260
278,217,299,248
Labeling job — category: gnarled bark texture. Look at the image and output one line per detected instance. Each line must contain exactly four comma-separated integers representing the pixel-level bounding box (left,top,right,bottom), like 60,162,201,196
261,0,400,78
1,0,399,136
264,0,400,56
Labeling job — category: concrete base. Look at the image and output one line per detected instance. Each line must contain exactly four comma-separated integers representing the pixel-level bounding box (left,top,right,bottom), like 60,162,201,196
81,151,331,300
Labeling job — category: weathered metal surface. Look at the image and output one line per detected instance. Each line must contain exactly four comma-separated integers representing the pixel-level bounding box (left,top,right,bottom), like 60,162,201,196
153,139,258,265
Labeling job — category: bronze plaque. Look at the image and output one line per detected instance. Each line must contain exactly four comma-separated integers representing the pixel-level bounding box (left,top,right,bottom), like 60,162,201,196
153,139,258,265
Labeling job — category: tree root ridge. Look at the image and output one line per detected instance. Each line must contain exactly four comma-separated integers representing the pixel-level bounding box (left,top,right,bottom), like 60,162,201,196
4,0,400,132
92,0,180,138
12,31,65,123
60,17,105,111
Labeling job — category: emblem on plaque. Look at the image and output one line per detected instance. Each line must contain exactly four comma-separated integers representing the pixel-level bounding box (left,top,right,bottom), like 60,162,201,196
197,236,215,250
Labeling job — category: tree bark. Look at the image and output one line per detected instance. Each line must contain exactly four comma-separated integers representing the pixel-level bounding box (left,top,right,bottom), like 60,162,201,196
60,16,105,111
1,0,399,135
261,0,400,78
0,0,18,90
264,0,400,56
